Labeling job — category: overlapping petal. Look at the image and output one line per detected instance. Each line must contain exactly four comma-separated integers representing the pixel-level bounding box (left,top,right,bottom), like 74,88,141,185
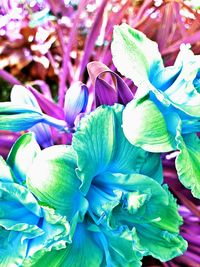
27,145,88,220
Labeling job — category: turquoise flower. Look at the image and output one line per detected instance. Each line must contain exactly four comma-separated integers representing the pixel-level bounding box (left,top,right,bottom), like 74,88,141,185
24,105,187,266
0,133,73,266
111,23,200,198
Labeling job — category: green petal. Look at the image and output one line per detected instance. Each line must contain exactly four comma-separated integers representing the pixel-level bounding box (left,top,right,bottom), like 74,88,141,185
7,133,40,184
73,104,162,193
0,156,15,182
72,106,115,194
111,23,163,90
25,224,103,267
110,175,187,261
27,145,88,220
175,132,200,198
107,104,154,175
102,227,143,267
122,98,176,152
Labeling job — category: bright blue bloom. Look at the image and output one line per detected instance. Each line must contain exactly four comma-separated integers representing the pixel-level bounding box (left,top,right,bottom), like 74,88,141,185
25,105,187,266
111,23,200,198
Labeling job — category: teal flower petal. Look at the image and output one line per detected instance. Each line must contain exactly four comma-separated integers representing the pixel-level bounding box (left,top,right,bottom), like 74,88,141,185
175,131,200,198
7,133,40,184
123,98,176,152
73,105,115,194
108,174,187,261
0,103,44,131
111,23,164,90
73,104,163,194
0,230,29,267
25,223,103,267
27,145,88,220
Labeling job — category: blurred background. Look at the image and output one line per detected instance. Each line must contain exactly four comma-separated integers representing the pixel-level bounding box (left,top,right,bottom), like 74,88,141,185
0,1,200,266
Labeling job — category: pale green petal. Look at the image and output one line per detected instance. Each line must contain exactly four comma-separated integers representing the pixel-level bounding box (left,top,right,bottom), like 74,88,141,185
111,23,163,90
123,98,176,152
7,133,40,184
27,145,88,220
175,132,200,198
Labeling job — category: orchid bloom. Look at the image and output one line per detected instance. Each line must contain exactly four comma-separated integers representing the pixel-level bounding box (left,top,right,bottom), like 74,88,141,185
111,23,200,198
1,104,185,266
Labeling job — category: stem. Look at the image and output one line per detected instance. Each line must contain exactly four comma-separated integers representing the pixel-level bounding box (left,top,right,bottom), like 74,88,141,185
0,69,21,85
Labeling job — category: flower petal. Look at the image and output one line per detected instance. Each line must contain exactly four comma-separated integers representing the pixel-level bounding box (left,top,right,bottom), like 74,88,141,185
72,105,115,194
0,103,44,131
27,145,88,220
122,98,176,152
175,132,200,198
7,133,40,184
25,223,103,267
111,23,164,89
109,174,187,261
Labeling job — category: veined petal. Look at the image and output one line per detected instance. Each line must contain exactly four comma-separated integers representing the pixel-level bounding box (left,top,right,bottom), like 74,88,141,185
175,132,200,198
0,181,42,228
122,98,176,152
72,106,115,194
111,23,164,89
7,133,40,184
25,223,103,267
27,145,88,220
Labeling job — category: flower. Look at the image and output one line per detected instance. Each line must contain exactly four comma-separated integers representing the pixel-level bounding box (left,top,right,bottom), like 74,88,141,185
25,104,187,266
111,23,200,198
0,133,71,266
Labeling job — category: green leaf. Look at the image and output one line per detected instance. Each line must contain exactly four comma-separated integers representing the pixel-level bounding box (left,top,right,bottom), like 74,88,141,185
175,132,200,198
7,133,40,184
111,23,163,90
27,145,88,220
122,98,176,152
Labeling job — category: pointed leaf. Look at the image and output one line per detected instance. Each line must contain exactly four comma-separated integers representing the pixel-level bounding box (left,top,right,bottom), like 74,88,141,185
27,145,88,220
